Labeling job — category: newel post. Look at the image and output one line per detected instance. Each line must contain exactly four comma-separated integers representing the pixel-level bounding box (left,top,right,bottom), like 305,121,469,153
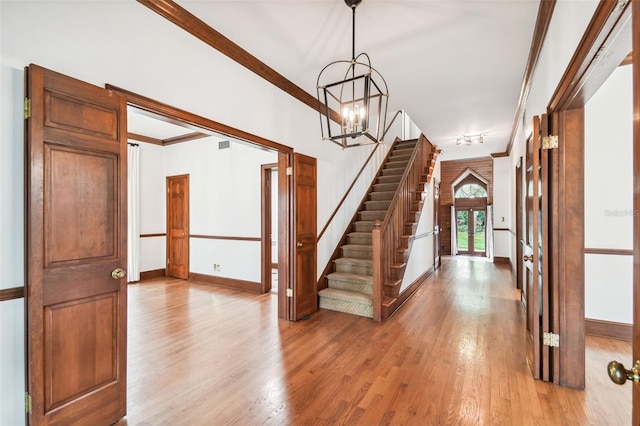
372,219,383,322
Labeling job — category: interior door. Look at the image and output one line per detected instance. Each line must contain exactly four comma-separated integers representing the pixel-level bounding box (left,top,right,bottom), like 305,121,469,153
26,64,127,424
166,174,189,279
292,153,317,320
524,114,552,381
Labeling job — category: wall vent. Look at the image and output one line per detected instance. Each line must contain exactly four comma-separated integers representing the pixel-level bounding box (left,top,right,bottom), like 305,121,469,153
218,140,230,150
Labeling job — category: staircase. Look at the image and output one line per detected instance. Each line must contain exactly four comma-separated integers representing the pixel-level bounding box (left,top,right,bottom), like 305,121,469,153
318,138,439,319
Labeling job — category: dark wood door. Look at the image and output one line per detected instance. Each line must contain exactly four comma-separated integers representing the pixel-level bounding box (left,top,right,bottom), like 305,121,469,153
26,64,127,425
433,180,441,270
292,153,317,320
166,174,189,279
524,115,552,381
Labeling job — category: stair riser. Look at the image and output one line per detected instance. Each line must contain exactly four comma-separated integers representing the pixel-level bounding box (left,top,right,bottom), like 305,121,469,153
360,210,386,221
365,200,391,211
381,167,405,176
373,183,398,192
369,191,394,201
377,175,402,184
327,278,373,295
348,234,373,245
319,297,373,318
335,262,373,275
341,246,373,260
354,221,374,232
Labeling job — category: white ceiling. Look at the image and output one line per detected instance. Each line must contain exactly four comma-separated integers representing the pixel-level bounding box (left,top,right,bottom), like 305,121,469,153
136,0,541,160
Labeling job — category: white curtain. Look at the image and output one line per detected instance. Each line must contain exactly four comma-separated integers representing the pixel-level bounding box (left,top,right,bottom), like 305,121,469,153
451,206,458,255
486,204,494,259
127,144,141,282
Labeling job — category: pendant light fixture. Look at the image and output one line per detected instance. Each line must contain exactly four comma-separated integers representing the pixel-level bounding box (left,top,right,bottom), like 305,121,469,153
316,0,389,148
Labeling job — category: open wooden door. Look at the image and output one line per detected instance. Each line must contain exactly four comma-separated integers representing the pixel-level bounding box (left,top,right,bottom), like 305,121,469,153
524,114,552,381
166,174,189,279
292,153,317,320
25,65,127,424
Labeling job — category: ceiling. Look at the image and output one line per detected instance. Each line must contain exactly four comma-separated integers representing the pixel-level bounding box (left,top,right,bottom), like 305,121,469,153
136,0,541,160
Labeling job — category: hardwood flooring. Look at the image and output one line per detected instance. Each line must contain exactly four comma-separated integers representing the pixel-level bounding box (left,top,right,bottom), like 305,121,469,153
116,257,631,425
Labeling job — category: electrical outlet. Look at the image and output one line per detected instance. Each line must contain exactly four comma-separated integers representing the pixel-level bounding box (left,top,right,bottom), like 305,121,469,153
213,264,221,272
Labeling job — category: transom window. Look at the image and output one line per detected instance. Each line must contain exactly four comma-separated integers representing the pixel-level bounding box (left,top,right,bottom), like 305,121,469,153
454,183,487,199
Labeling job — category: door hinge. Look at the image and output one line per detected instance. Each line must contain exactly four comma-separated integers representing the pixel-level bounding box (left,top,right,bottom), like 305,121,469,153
24,98,31,119
25,392,32,414
167,257,170,265
542,135,558,150
285,167,293,176
286,288,293,298
543,332,559,347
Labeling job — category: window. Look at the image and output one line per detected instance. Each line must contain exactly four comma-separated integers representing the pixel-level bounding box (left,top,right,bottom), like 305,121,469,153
454,183,487,199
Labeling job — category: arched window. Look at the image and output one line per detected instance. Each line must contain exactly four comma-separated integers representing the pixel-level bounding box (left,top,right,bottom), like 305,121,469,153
454,183,487,199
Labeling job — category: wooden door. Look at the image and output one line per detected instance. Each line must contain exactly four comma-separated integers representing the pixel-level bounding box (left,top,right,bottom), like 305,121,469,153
524,115,552,381
292,153,317,320
25,65,127,425
632,3,640,421
433,180,441,270
166,174,189,279
261,163,277,293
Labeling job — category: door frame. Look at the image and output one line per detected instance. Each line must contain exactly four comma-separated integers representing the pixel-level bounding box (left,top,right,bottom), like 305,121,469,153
261,163,278,294
106,85,296,320
515,157,523,291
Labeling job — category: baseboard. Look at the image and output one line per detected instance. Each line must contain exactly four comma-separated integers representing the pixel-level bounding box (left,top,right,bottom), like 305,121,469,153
190,272,261,293
139,269,166,281
585,318,632,342
493,256,510,264
383,266,435,320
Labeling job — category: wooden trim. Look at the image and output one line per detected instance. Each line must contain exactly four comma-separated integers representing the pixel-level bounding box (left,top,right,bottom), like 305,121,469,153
548,1,631,111
493,256,511,264
620,51,632,66
0,286,24,301
505,0,556,156
105,84,293,154
261,162,277,294
141,233,166,238
190,272,261,293
189,234,261,242
135,0,341,124
383,266,435,320
139,269,167,281
317,143,381,241
128,132,163,145
163,132,209,145
491,151,510,158
584,248,633,256
585,318,632,341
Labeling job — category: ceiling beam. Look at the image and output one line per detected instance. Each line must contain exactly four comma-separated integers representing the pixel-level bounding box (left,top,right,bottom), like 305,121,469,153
136,0,341,124
128,132,163,145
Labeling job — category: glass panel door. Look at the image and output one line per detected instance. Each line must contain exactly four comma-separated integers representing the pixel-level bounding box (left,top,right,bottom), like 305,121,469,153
456,210,469,253
473,210,486,254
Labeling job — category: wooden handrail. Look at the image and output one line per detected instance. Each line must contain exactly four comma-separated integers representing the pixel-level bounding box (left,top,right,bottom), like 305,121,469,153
381,110,404,141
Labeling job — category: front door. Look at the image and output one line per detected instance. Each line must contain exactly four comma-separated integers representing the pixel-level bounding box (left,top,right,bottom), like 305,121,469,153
455,207,486,256
26,65,128,424
166,174,189,279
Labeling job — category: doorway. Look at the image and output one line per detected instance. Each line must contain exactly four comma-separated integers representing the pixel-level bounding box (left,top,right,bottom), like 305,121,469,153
455,207,487,256
166,174,189,279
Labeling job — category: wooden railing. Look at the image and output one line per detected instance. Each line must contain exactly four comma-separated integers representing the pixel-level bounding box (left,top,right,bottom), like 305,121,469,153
372,134,433,321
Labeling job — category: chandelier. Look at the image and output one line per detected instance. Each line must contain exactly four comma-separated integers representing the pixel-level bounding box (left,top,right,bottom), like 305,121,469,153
316,0,389,148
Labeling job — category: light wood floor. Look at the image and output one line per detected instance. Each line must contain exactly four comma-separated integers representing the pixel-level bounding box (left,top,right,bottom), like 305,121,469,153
116,258,631,425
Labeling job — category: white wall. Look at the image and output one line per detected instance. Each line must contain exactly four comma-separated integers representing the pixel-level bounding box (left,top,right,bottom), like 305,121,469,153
584,65,633,323
138,142,166,272
492,157,512,259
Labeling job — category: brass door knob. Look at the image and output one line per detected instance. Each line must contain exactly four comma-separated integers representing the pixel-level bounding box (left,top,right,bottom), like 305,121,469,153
607,360,640,385
111,268,127,280
523,255,533,262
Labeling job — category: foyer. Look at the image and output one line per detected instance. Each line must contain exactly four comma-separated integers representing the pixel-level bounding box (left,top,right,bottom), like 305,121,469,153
117,257,630,425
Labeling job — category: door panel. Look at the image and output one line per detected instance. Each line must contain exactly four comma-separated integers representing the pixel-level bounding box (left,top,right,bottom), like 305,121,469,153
293,153,317,320
456,210,470,253
167,174,189,279
27,64,127,425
